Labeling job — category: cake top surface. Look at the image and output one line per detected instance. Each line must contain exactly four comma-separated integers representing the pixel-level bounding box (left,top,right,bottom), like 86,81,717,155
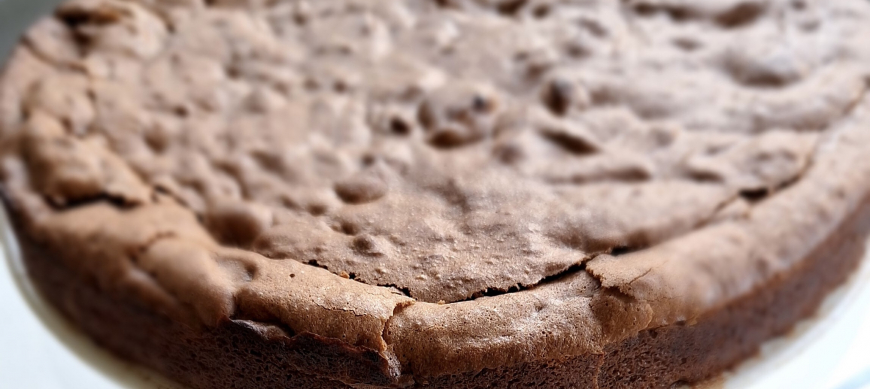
4,0,870,381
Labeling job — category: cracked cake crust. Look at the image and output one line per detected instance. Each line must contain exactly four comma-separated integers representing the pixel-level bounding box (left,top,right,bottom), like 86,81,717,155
3,0,870,387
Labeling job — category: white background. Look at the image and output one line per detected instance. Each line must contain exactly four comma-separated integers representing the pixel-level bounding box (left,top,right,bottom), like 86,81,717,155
1,0,870,387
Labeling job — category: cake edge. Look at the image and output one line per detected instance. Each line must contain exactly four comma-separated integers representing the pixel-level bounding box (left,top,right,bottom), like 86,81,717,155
5,190,870,388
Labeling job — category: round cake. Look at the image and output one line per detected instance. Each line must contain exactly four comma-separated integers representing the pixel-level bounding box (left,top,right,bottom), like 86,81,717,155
3,0,870,387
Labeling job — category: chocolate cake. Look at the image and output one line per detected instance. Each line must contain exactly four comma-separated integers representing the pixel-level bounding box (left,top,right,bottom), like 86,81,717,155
2,0,870,387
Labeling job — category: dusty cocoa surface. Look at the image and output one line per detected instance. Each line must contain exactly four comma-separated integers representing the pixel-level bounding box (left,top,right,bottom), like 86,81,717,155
3,0,870,387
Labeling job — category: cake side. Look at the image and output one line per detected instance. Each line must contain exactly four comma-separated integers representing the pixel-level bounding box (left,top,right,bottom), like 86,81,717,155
595,191,870,388
8,183,870,388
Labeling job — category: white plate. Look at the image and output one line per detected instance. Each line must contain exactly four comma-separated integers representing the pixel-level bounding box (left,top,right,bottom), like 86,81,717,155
1,1,870,387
